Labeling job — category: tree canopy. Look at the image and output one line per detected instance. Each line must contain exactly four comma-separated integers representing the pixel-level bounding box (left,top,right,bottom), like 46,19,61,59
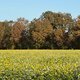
0,11,80,49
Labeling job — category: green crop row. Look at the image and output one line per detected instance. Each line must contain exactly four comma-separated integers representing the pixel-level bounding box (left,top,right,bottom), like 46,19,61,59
0,50,80,80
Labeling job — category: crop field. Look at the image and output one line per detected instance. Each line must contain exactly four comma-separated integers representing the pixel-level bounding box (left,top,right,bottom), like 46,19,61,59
0,50,80,80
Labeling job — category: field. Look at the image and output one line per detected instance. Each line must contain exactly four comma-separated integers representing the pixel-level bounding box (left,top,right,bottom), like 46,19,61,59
0,50,80,80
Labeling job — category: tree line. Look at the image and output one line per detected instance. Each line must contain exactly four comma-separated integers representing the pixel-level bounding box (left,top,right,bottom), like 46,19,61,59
0,11,80,49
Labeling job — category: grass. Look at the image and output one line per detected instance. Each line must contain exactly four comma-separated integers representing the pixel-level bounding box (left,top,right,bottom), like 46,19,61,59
0,50,80,80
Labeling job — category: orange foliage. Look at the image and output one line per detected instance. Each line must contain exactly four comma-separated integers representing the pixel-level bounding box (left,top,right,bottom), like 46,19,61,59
31,19,53,48
12,22,25,42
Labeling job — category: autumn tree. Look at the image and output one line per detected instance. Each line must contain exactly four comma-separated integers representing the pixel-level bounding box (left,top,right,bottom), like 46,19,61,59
41,11,73,29
30,19,53,49
53,29,65,49
0,11,80,49
1,21,12,49
0,22,6,48
70,16,80,49
11,21,25,49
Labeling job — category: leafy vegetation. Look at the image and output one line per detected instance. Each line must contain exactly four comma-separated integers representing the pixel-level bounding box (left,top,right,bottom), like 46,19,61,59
0,50,80,80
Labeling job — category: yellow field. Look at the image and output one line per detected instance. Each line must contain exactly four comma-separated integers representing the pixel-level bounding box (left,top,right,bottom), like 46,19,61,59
0,50,80,80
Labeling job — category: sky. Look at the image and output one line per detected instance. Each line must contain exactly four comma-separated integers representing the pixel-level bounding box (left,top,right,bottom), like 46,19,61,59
0,0,80,21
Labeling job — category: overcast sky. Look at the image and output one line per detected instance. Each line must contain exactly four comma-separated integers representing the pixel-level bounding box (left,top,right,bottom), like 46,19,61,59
0,0,80,21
